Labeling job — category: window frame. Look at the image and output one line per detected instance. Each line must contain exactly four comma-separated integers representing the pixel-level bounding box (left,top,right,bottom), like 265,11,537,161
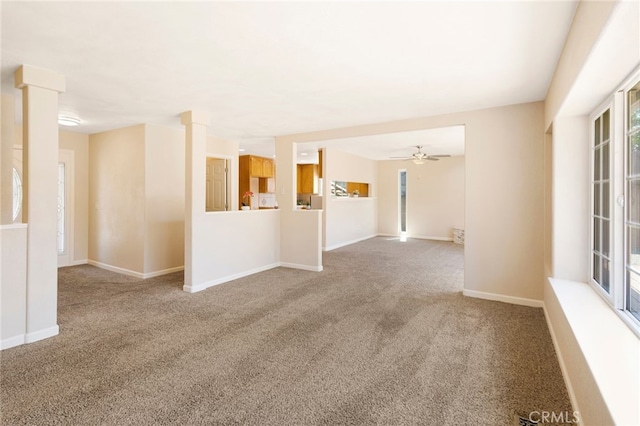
589,67,640,335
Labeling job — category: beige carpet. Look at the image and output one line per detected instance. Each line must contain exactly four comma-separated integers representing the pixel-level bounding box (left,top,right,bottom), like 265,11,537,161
0,237,572,425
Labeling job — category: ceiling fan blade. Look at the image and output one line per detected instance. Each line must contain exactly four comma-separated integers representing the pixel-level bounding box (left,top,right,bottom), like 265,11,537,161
389,156,411,159
428,154,451,158
426,157,439,161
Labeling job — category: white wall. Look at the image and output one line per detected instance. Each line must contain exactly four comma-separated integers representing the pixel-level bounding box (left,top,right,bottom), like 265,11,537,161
144,124,185,275
185,210,281,292
378,156,464,240
551,117,589,282
323,148,377,250
0,225,27,349
89,125,146,275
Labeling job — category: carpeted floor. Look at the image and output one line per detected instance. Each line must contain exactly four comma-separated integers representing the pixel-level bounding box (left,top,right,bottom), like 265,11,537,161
0,237,572,425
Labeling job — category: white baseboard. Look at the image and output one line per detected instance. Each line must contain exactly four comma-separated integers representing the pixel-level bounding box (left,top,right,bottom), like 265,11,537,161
376,233,453,242
462,289,543,308
1,334,25,350
88,260,144,278
280,262,323,272
542,302,581,424
88,260,183,279
183,262,281,293
70,259,88,266
24,325,59,344
142,266,184,279
324,234,377,251
412,235,454,242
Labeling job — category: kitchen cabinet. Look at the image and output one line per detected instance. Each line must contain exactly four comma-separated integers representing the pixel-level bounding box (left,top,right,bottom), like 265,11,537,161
259,177,275,193
245,155,274,178
240,155,275,178
297,164,318,194
239,155,276,209
346,182,369,197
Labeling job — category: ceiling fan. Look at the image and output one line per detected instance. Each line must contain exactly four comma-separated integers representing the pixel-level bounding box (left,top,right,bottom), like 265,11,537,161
390,146,451,164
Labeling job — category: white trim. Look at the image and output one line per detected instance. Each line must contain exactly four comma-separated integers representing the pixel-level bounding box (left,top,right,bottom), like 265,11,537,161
0,223,28,230
377,233,454,242
183,262,281,293
88,260,144,278
324,234,377,251
280,262,323,272
542,301,581,424
142,266,184,279
88,260,184,279
1,335,25,350
24,325,59,344
70,259,88,266
462,289,544,308
409,235,454,242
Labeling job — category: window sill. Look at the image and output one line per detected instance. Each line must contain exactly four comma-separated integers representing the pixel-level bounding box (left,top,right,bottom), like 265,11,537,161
547,278,639,425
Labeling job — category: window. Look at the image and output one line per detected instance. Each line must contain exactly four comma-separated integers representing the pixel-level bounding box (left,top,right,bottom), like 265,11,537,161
592,108,612,294
591,71,640,330
626,80,640,321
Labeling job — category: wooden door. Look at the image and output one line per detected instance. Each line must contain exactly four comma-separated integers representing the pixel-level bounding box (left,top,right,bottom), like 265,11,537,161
206,157,228,211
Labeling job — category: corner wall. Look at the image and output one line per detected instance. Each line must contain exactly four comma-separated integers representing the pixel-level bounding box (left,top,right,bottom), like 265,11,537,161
89,125,146,275
144,124,185,275
323,148,377,250
378,156,464,240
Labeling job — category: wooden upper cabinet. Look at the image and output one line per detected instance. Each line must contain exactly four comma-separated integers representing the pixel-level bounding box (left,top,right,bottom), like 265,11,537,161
242,155,275,178
297,164,318,194
249,156,262,177
318,150,323,179
262,158,274,178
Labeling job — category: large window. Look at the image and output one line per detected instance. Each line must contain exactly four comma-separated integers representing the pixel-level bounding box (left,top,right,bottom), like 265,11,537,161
591,71,640,329
626,80,640,321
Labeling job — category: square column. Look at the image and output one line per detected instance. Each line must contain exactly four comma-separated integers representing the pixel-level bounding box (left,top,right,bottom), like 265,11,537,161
15,65,65,343
1,94,16,224
180,110,210,291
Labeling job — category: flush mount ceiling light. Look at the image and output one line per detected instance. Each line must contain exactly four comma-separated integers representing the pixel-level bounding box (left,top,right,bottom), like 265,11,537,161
239,148,246,152
58,114,81,126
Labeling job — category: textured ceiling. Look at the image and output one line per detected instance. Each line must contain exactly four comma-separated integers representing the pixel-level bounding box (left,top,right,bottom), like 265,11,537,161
1,1,576,158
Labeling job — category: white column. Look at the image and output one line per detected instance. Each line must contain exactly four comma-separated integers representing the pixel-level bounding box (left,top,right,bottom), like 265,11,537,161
180,110,209,290
1,94,16,224
15,65,65,343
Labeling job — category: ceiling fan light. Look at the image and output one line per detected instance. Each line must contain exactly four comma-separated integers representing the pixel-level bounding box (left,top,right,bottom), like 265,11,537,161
413,158,425,165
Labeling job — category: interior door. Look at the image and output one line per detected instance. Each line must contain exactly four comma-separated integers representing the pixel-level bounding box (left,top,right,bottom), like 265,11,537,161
57,150,74,267
206,157,228,211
